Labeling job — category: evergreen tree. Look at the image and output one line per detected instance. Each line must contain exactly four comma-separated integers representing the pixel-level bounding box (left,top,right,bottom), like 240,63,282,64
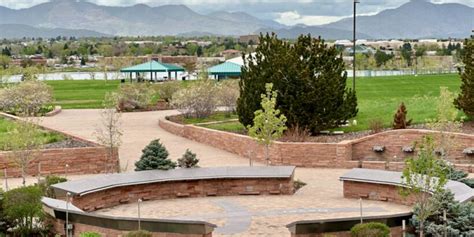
135,139,176,171
454,39,474,118
177,149,199,168
237,34,358,134
393,102,412,129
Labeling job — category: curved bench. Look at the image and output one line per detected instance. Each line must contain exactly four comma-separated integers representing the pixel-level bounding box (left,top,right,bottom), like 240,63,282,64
340,168,474,205
42,197,216,237
52,166,296,211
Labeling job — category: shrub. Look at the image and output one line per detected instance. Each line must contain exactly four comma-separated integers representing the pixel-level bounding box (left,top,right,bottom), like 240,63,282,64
38,175,68,198
392,102,412,129
283,124,310,142
125,230,152,237
350,222,390,237
454,39,474,118
115,83,154,112
412,190,474,236
171,80,219,118
217,80,240,115
368,118,385,134
80,232,102,237
0,81,53,116
237,34,357,134
135,139,176,171
3,186,46,236
177,149,199,168
155,81,181,103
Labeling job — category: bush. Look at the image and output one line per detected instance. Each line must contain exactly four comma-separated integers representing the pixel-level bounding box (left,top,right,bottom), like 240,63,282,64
283,124,310,142
38,175,68,198
3,186,46,236
125,230,152,237
368,118,384,134
80,232,102,237
350,222,390,237
171,80,219,118
237,34,357,134
0,81,53,116
177,149,199,168
135,139,176,171
392,102,412,129
115,83,154,112
217,80,239,115
155,81,181,103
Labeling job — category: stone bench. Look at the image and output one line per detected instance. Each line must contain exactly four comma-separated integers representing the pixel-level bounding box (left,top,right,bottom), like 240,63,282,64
340,168,474,205
52,166,296,211
42,197,216,237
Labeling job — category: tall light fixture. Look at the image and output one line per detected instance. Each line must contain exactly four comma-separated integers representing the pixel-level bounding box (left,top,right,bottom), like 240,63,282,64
353,0,360,91
66,192,71,237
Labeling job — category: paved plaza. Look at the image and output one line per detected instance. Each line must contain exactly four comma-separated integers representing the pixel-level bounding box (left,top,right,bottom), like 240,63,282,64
31,110,411,236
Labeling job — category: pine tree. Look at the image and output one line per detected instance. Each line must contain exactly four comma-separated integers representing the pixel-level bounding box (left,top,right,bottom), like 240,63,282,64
135,139,176,171
454,39,474,118
237,34,358,133
177,149,199,168
393,102,412,129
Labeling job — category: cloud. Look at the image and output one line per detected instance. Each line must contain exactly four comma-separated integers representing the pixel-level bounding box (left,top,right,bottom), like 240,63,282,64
275,11,344,26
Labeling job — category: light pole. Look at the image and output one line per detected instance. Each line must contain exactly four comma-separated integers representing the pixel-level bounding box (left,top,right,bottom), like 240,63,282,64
137,198,142,230
66,192,71,237
353,0,360,92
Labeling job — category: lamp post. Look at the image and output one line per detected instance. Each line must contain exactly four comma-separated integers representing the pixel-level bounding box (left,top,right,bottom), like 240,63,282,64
66,192,71,237
353,0,360,92
138,198,142,230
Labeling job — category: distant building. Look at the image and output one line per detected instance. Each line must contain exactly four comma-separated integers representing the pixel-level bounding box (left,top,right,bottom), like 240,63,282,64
220,49,241,59
239,35,260,45
11,55,47,67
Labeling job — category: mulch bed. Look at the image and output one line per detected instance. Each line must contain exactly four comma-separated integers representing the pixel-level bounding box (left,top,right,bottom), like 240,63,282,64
43,139,92,149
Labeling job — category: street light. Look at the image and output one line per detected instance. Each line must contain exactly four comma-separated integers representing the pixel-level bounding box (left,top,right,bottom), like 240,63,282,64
65,164,69,179
66,192,71,237
353,0,360,92
137,198,142,231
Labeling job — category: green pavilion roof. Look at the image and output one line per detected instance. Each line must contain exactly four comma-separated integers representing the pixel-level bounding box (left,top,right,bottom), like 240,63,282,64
208,62,242,76
120,61,185,73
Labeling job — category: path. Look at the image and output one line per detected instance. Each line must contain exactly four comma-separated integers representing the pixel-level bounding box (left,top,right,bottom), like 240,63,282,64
38,109,252,171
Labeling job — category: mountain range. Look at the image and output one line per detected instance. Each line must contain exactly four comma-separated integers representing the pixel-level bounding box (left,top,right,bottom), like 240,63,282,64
0,0,472,39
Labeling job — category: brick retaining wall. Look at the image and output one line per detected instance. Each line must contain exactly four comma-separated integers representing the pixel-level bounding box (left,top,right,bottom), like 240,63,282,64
159,119,474,172
0,147,119,178
68,177,294,212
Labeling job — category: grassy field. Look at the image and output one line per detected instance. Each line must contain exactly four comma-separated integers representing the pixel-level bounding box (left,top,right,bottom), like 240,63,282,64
200,74,463,133
46,80,121,109
0,118,64,150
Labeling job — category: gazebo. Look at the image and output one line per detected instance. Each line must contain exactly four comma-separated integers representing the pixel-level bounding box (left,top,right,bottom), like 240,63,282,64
120,61,185,82
208,61,242,80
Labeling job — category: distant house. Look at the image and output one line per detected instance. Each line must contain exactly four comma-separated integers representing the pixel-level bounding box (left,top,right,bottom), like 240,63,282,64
11,55,47,67
239,35,260,45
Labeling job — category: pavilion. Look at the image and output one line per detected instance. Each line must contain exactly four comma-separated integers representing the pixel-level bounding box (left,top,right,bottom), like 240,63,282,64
120,60,185,82
208,61,242,80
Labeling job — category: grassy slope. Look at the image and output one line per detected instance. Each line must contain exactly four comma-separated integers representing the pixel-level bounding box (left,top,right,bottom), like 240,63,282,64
0,118,64,150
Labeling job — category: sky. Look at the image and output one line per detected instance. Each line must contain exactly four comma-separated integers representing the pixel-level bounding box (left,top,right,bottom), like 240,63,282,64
1,0,473,26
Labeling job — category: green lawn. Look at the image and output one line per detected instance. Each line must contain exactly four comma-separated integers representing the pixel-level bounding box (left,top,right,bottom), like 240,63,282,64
0,118,65,150
195,74,462,133
349,74,461,132
46,80,121,109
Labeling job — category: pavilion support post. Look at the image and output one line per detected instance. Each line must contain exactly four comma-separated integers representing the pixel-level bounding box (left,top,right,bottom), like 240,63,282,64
130,72,132,83
175,71,178,80
167,71,171,81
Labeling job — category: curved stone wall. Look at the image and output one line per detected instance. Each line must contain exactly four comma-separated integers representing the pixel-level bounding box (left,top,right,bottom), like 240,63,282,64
159,119,474,172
